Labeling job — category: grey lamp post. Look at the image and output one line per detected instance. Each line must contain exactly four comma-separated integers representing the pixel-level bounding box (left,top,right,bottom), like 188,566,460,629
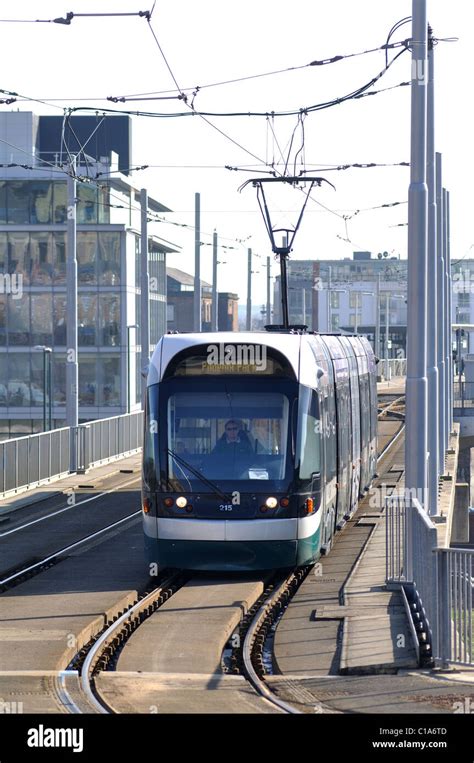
34,345,52,431
354,290,374,333
383,294,405,381
127,325,139,414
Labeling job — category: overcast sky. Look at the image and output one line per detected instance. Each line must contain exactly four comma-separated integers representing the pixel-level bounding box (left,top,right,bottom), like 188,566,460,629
0,1,469,305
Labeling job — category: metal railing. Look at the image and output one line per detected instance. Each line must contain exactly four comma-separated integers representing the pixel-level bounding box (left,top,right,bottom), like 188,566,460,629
386,494,473,667
0,427,70,497
385,494,407,584
0,411,144,499
379,358,407,380
437,548,473,666
76,411,143,472
453,381,474,412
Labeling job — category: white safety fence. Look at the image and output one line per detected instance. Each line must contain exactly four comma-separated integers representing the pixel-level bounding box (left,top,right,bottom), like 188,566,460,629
0,411,144,500
379,358,407,380
75,411,143,471
0,427,70,498
386,495,473,667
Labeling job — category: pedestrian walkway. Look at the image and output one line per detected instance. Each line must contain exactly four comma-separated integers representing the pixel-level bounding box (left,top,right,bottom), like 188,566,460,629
0,452,142,519
274,426,417,676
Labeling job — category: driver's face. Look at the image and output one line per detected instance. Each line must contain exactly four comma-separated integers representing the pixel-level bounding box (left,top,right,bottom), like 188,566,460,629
225,423,239,441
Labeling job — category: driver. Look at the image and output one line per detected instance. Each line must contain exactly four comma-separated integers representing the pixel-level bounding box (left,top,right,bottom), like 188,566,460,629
212,419,254,457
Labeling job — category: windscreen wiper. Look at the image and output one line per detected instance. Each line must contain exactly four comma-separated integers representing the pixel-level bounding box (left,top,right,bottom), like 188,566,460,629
167,449,232,503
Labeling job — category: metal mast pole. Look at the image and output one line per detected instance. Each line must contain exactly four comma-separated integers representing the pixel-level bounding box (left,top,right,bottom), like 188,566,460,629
211,230,218,331
246,248,252,331
355,291,359,333
426,26,439,515
66,157,78,472
385,292,390,380
140,188,149,405
193,192,201,331
436,153,445,467
42,350,47,432
375,272,381,357
48,350,52,431
443,187,451,444
447,190,453,433
327,265,331,332
266,255,271,325
405,0,429,509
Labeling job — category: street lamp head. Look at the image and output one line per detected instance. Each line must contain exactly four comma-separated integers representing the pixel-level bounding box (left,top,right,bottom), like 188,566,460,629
33,345,52,353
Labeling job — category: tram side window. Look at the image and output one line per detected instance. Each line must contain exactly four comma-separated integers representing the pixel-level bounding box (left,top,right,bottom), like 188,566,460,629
143,386,160,488
296,386,320,480
360,375,369,451
326,383,337,480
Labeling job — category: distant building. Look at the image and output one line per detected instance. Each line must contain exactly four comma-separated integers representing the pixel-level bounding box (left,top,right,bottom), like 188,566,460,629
274,253,408,357
274,251,473,360
0,111,179,439
166,267,238,332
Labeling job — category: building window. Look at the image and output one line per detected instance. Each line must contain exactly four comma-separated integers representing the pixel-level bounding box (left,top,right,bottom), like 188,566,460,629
53,182,67,223
330,292,339,309
77,232,98,285
98,231,121,285
0,181,6,224
331,314,339,330
31,294,53,346
8,296,30,346
31,351,46,409
7,182,30,224
30,181,53,224
8,232,30,285
99,294,120,346
99,356,120,406
7,354,30,405
78,294,98,346
458,292,470,306
78,357,97,406
53,295,67,345
52,353,66,405
77,184,98,224
167,304,175,322
0,352,6,406
53,233,67,285
30,232,53,286
0,296,6,347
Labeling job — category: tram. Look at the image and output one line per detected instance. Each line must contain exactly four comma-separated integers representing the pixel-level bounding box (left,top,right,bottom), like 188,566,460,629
142,331,377,571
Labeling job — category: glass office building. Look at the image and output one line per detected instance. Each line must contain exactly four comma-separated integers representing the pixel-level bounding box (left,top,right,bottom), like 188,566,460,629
0,113,177,438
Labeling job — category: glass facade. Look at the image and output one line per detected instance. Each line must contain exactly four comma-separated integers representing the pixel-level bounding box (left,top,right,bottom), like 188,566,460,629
0,178,169,426
0,232,122,348
0,351,121,412
0,180,110,225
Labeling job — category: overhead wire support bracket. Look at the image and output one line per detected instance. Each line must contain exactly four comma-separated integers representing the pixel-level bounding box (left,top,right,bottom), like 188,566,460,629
240,175,335,329
239,176,335,255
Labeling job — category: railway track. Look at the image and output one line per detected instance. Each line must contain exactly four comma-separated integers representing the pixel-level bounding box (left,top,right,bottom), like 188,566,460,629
0,396,406,714
0,509,141,592
55,405,406,715
0,470,142,590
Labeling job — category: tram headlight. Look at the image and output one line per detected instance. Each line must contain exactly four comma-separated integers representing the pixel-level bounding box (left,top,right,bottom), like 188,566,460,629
176,496,188,508
265,496,278,509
